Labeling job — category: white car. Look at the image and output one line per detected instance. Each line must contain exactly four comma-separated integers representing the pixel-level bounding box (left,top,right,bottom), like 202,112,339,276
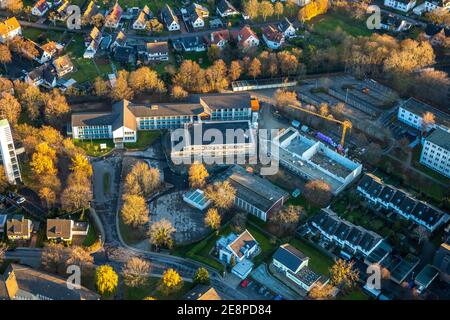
15,196,26,204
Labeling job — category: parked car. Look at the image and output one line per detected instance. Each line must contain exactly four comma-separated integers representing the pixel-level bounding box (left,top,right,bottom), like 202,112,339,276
14,196,26,204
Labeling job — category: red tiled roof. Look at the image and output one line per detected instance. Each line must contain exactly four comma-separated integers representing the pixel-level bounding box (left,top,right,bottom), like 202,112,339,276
262,24,284,43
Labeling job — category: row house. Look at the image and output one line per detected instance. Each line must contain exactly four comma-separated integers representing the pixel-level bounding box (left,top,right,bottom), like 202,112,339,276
357,173,449,232
308,208,386,258
384,0,417,12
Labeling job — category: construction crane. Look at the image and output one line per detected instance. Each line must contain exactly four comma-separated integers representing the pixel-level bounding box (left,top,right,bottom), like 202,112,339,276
287,104,353,148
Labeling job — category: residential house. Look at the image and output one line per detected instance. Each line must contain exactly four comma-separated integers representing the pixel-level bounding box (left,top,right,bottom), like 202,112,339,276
6,215,32,240
357,173,449,232
278,18,296,39
428,27,450,47
139,41,169,61
0,17,21,43
46,219,73,241
308,208,387,258
54,0,70,21
161,4,180,31
110,31,127,52
209,29,231,49
132,5,152,30
272,244,326,292
24,63,57,88
32,0,51,16
189,9,204,29
187,3,209,29
216,229,259,279
35,41,62,64
82,0,99,24
216,0,240,17
46,219,89,242
185,285,222,300
384,0,417,12
104,2,123,29
83,27,102,59
234,26,259,51
52,55,74,77
262,24,285,49
0,264,100,300
179,36,207,52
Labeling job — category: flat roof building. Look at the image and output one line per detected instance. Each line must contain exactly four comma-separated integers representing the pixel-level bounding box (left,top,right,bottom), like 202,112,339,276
272,127,362,194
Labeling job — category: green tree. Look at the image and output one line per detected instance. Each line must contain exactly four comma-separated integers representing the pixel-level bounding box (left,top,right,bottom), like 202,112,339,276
193,267,210,285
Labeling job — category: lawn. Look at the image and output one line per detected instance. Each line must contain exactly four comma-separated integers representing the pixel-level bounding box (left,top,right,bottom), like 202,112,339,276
339,287,370,300
21,27,67,43
124,277,194,300
310,11,372,37
119,215,147,245
74,139,115,157
290,238,334,276
124,131,160,150
181,51,212,68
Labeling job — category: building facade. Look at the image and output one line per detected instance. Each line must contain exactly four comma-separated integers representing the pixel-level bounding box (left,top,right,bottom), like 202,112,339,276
0,119,21,184
420,127,450,178
384,0,417,12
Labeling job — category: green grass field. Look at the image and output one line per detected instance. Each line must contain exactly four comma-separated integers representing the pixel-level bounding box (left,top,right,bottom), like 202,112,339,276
124,131,160,150
74,139,115,157
290,238,334,276
310,11,372,37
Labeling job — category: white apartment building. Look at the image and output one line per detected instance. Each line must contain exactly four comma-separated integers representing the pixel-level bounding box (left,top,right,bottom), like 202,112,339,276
384,0,417,12
0,119,21,184
420,127,450,178
397,97,450,131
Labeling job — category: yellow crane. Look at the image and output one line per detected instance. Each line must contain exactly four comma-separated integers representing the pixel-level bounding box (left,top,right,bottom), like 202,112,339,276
287,104,353,148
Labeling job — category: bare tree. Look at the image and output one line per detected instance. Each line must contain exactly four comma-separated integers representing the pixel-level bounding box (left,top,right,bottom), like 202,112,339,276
122,257,151,288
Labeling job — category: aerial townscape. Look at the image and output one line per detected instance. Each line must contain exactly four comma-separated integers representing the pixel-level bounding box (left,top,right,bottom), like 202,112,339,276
0,0,449,306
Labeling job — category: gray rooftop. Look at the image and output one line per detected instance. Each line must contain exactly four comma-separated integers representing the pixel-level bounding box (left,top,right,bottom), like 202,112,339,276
224,165,289,213
187,121,252,146
200,93,251,111
425,127,450,150
400,97,450,128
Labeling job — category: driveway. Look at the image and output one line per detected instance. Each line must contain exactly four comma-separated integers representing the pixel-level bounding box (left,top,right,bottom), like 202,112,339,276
250,263,302,300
